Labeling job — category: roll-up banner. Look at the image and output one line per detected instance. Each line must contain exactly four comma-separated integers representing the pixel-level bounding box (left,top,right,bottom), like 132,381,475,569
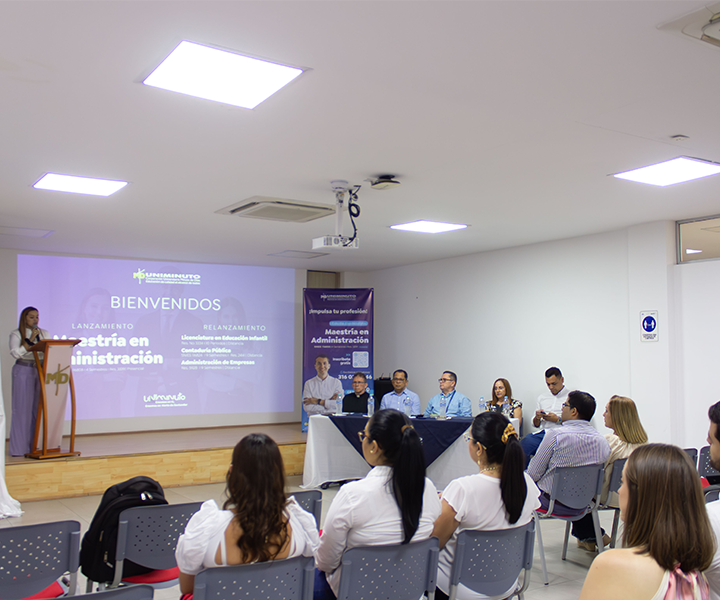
301,289,374,432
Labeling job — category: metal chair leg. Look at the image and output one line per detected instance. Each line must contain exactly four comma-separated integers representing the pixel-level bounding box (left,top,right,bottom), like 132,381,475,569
535,515,549,585
561,521,571,560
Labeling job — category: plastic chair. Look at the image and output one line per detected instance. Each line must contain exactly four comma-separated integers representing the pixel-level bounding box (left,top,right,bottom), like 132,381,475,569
100,501,202,590
0,520,81,599
699,446,720,479
291,490,322,527
535,463,604,585
77,586,154,600
598,457,627,548
447,519,535,600
335,537,439,600
705,484,720,503
684,447,698,469
193,555,314,600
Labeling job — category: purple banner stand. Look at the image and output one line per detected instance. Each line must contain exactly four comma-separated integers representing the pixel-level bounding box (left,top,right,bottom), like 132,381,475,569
301,289,374,432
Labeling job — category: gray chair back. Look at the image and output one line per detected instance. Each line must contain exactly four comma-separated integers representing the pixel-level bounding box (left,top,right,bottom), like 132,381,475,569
705,484,720,503
85,585,155,600
550,464,604,511
111,501,203,587
607,458,627,495
291,490,322,527
193,555,314,600
335,537,439,600
448,520,535,600
699,446,720,478
684,448,698,469
0,520,80,599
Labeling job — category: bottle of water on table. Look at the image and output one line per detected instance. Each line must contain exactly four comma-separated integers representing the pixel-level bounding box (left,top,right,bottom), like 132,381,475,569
439,396,447,419
478,396,486,413
403,394,412,417
335,397,343,416
367,395,374,417
503,395,509,416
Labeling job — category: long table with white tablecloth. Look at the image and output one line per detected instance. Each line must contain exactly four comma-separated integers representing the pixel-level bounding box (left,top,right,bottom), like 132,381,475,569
301,414,519,490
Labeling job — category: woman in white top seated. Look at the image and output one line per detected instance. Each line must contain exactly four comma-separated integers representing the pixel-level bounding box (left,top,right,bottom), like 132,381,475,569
315,409,442,599
175,434,319,595
432,412,541,600
579,444,713,600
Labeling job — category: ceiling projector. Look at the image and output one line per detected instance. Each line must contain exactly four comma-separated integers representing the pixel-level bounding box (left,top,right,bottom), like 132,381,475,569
312,235,359,250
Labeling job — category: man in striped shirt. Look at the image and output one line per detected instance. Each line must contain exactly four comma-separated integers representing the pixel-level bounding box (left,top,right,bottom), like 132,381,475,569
527,390,610,514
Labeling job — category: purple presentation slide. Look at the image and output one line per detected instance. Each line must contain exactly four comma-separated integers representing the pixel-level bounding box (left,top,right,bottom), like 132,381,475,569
17,255,295,419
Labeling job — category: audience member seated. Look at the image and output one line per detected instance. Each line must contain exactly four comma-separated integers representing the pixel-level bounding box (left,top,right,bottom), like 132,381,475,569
315,409,441,599
424,371,471,418
704,401,720,600
342,372,372,413
527,390,610,515
486,378,523,429
175,434,319,595
521,366,569,465
579,444,713,600
573,395,648,552
379,370,421,415
432,412,540,600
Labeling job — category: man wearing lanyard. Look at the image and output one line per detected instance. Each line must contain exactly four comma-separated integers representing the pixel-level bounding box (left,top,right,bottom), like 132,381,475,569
379,370,421,415
424,371,471,418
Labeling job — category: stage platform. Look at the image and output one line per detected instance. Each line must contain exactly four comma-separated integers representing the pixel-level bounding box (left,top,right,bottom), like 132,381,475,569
4,423,306,502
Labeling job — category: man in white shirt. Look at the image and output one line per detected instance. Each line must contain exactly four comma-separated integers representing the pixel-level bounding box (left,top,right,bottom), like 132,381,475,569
302,354,344,415
521,366,570,465
379,370,420,415
704,401,720,600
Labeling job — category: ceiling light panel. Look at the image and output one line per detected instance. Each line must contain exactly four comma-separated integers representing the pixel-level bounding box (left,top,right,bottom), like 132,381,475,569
33,173,128,196
390,220,468,234
143,41,303,109
613,156,720,187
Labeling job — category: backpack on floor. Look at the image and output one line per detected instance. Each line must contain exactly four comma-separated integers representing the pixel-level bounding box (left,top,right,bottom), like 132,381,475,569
80,475,168,584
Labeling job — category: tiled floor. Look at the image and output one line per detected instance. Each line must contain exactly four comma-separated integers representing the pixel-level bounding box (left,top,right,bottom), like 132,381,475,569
1,476,617,599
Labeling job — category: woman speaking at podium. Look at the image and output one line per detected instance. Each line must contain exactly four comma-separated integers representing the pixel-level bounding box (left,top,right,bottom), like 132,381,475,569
8,306,48,456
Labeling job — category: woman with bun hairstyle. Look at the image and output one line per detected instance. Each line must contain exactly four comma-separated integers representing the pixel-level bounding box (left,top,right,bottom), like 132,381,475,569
579,444,714,600
8,306,49,456
315,409,441,599
432,412,540,600
176,434,319,595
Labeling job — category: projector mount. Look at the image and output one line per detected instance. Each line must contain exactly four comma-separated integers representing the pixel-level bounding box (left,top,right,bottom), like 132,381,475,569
330,180,361,247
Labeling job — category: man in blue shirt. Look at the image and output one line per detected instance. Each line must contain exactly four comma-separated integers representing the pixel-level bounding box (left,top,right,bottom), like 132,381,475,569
424,371,472,418
379,369,420,415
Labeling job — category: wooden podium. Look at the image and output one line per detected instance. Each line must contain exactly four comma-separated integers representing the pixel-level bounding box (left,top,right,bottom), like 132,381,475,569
26,339,82,459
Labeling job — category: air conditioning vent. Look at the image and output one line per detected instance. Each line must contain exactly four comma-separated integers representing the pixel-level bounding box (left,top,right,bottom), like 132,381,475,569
217,196,335,223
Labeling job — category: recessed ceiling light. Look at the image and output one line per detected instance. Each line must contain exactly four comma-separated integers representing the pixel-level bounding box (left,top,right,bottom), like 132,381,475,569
33,173,128,196
686,248,703,254
143,41,303,109
390,220,468,234
613,156,720,186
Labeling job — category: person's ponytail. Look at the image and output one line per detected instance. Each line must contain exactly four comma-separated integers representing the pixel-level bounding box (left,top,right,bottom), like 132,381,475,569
367,410,426,543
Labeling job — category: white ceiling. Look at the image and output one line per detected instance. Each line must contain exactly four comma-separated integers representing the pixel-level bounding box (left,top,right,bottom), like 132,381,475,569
2,0,720,272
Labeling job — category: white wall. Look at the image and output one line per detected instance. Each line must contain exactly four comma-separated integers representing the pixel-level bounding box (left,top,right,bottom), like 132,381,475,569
675,257,720,450
346,221,696,447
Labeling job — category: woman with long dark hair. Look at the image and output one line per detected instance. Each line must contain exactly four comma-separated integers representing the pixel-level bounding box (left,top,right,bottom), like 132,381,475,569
8,306,49,456
579,444,714,600
486,378,523,429
432,412,540,600
315,409,441,599
175,434,319,594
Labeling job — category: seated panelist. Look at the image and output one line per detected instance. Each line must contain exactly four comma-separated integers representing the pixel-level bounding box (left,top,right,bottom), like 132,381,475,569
424,371,471,418
342,372,372,413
